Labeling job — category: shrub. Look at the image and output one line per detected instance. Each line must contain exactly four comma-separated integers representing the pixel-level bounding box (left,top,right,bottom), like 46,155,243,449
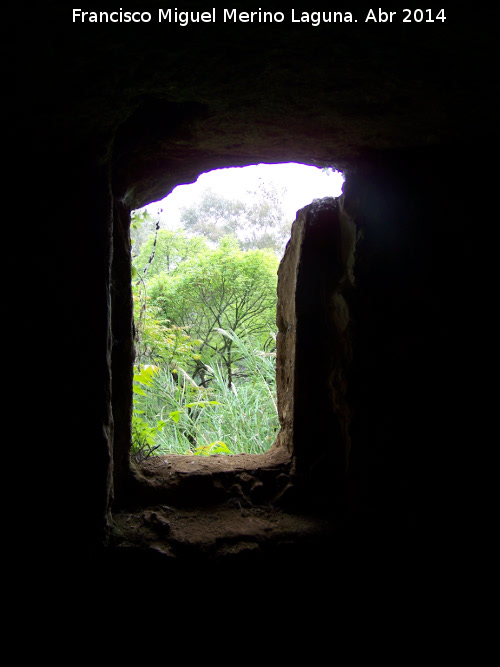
131,330,279,458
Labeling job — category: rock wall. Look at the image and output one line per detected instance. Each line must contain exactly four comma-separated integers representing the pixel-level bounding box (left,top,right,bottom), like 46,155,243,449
21,3,496,568
275,198,356,509
341,151,459,526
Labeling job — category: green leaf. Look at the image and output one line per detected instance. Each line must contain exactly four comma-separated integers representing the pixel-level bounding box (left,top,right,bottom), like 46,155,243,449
169,410,181,423
209,441,231,454
184,401,220,409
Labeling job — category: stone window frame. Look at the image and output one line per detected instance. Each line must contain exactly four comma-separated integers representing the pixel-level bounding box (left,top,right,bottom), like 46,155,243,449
111,184,355,515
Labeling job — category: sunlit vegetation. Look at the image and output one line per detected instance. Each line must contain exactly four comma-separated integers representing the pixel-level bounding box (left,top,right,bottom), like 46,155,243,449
130,186,285,461
130,167,341,461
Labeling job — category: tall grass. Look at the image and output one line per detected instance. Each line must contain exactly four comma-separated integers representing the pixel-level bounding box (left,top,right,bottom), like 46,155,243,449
132,329,279,458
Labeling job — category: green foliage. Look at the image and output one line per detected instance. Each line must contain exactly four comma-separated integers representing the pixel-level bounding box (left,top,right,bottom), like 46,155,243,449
130,208,158,256
129,185,284,462
193,441,231,456
134,228,207,278
237,181,292,254
131,365,168,463
179,188,246,245
131,330,278,458
132,287,202,368
179,185,291,254
146,237,279,383
167,399,221,424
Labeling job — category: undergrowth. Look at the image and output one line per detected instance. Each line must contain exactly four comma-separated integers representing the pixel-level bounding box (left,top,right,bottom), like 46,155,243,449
131,329,279,461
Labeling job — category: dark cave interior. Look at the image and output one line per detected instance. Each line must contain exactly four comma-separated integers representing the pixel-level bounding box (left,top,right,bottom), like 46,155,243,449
20,2,495,585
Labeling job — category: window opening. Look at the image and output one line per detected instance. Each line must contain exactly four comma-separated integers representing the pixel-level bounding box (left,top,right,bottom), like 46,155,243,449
129,163,344,463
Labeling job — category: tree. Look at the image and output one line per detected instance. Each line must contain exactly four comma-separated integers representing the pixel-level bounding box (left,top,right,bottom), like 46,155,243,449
130,208,158,256
132,228,207,366
179,188,246,245
132,284,202,368
179,183,292,255
146,236,279,385
133,228,207,278
238,181,292,254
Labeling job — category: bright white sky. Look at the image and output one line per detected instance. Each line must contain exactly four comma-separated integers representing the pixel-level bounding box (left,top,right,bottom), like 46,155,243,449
140,162,344,227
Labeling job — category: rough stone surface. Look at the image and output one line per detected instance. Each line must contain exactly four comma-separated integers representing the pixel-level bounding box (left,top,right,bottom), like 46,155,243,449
276,198,356,508
21,2,496,576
